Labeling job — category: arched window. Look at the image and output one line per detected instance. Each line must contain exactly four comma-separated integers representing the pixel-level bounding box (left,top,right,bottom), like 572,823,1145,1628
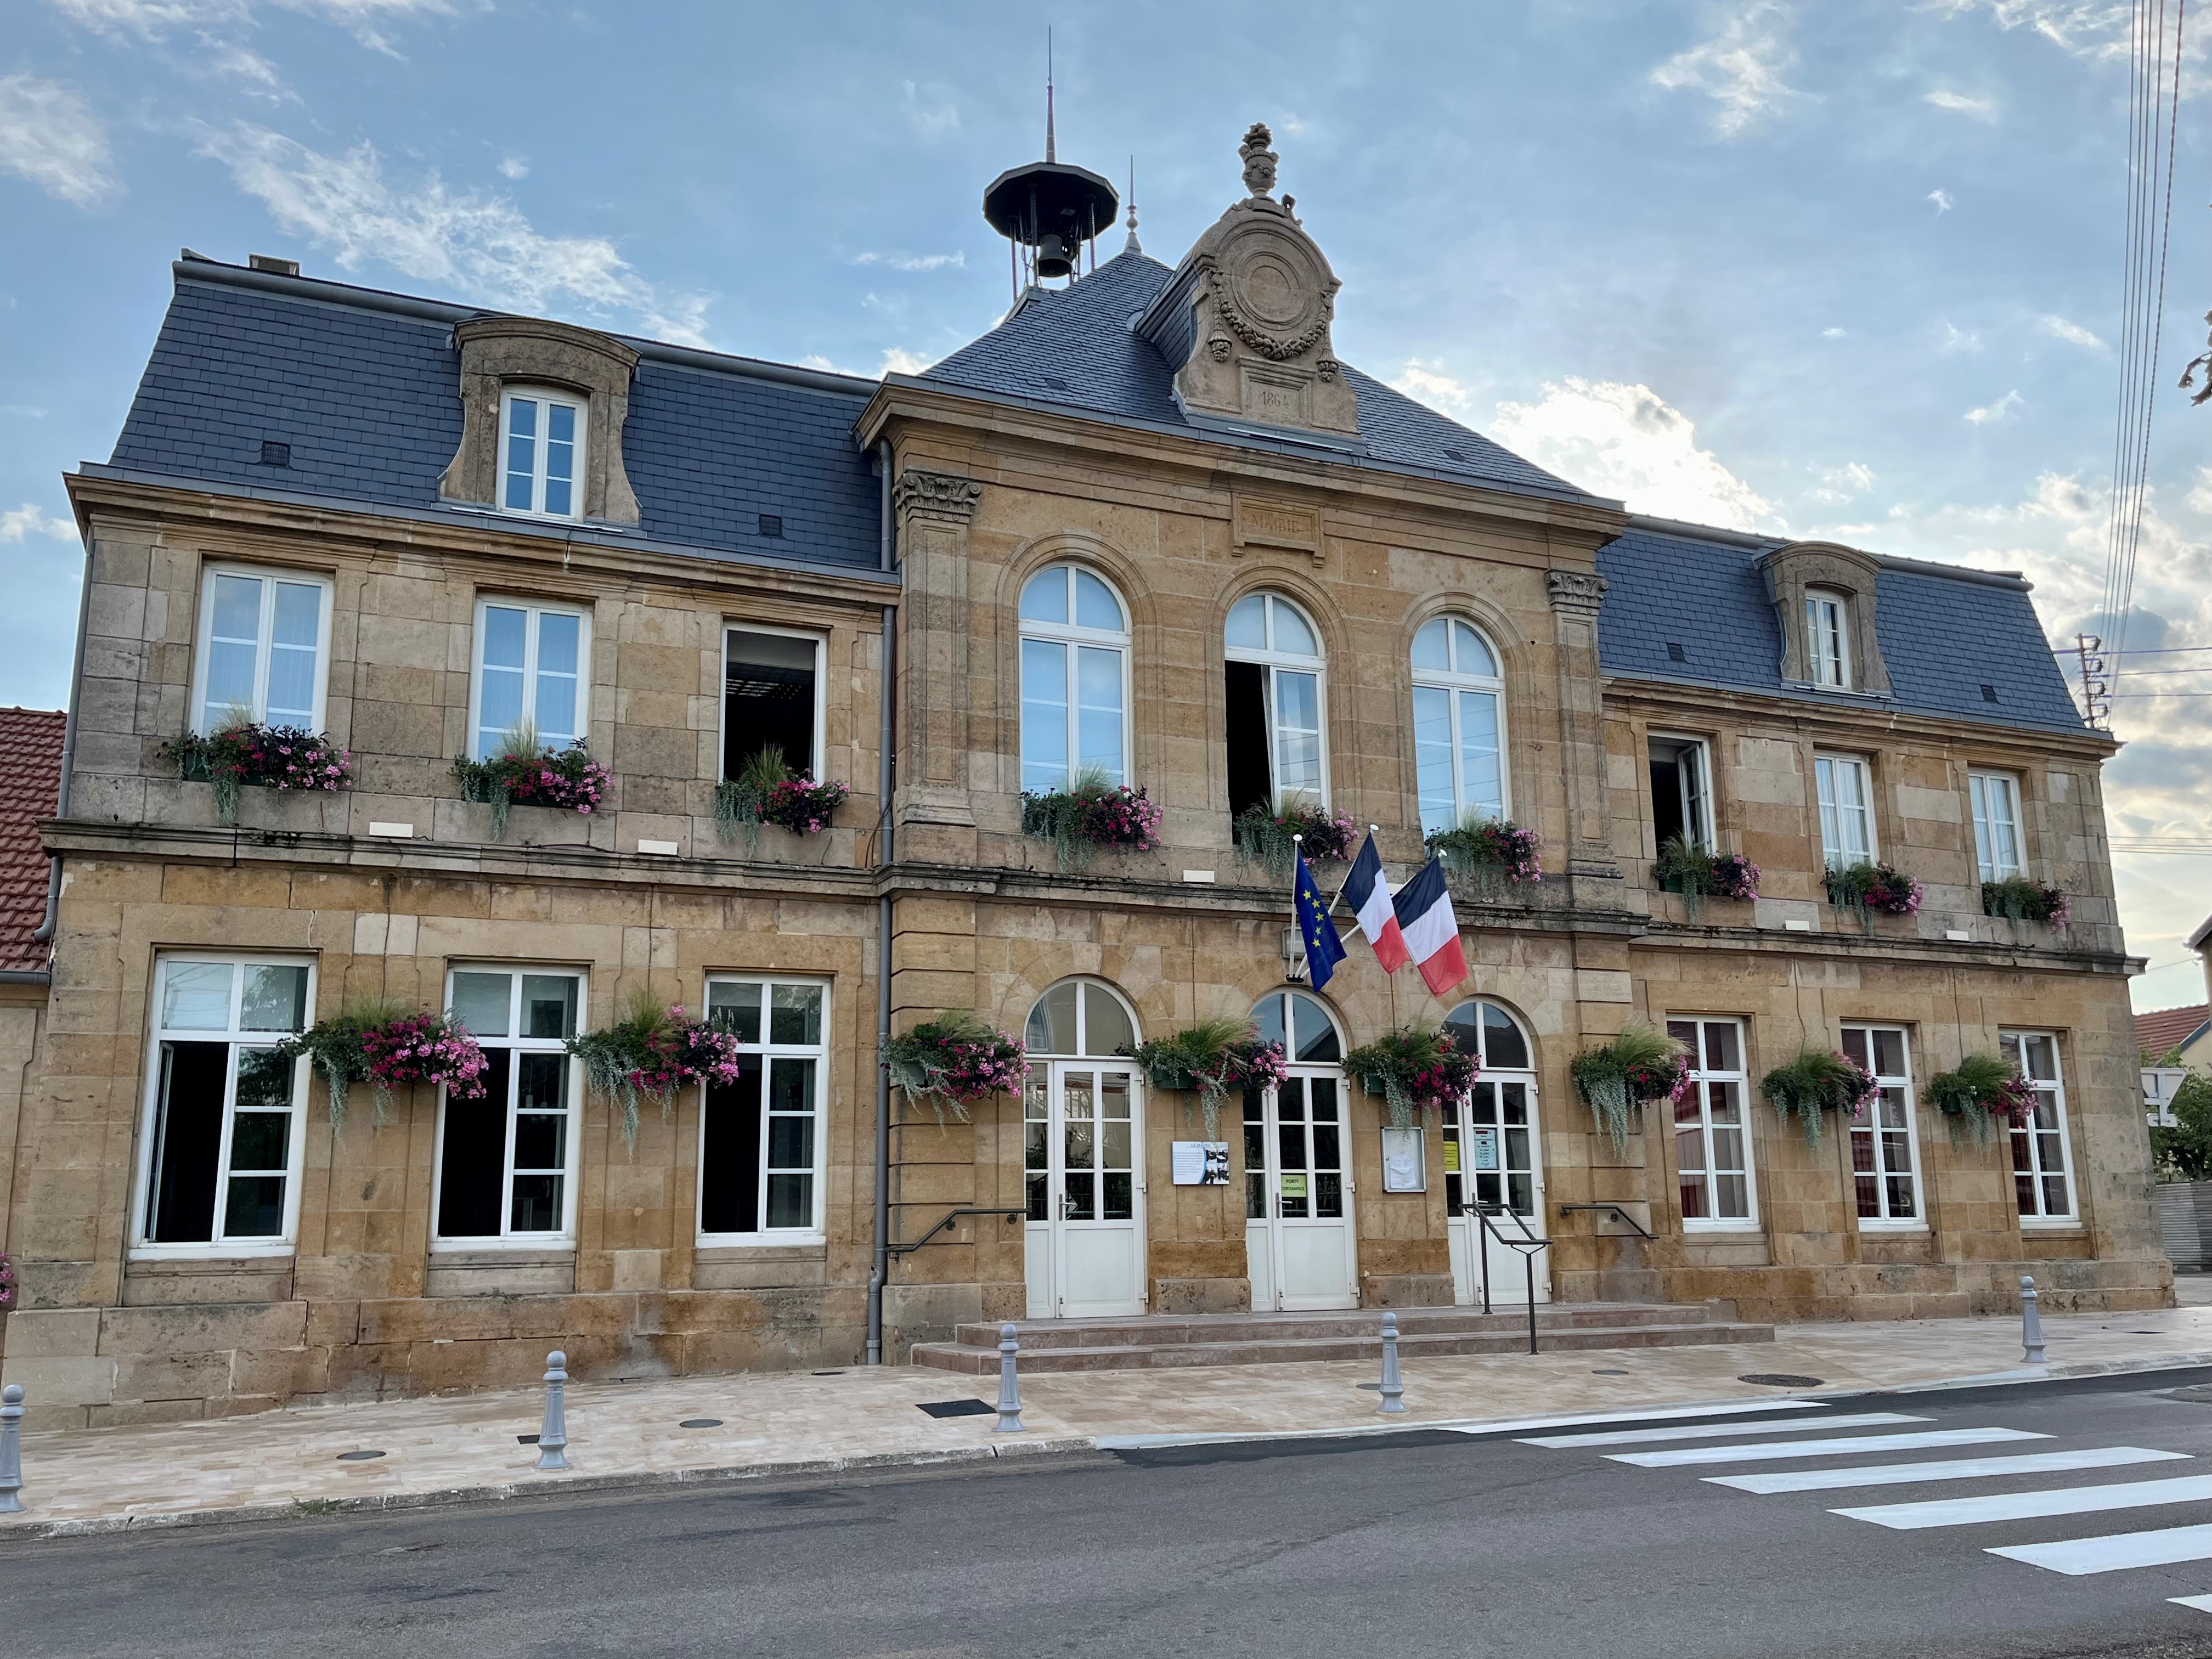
1411,616,1505,836
1805,588,1850,689
1249,989,1342,1063
1224,592,1328,815
1024,978,1138,1058
1442,998,1532,1072
1019,565,1130,793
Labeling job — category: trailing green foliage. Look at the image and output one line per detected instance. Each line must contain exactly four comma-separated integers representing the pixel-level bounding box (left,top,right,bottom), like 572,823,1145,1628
1232,794,1358,882
1570,1023,1690,1153
1927,1051,2037,1149
1020,765,1163,871
1760,1049,1878,1149
1127,1018,1286,1136
882,1011,1028,1125
1342,1025,1479,1131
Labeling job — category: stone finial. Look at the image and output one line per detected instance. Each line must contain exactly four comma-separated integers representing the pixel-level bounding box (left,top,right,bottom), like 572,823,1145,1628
1240,122,1278,198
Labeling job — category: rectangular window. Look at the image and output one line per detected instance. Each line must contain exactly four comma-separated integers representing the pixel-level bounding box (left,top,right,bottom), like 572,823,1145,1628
2002,1031,2075,1221
1648,735,1712,853
1841,1025,1920,1225
1666,1018,1756,1227
724,628,824,781
1970,771,2025,881
472,599,587,759
699,978,828,1239
1806,591,1850,688
500,387,584,518
1815,754,1875,868
435,968,582,1243
194,566,331,733
136,955,313,1254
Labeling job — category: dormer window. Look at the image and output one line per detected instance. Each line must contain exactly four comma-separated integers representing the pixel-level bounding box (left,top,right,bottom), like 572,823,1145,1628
500,387,584,519
1805,589,1850,689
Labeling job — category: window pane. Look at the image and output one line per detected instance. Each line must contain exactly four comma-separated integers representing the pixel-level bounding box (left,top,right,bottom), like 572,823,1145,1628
1020,637,1070,792
513,1106,565,1169
504,398,538,511
1273,669,1322,796
204,641,258,729
1027,983,1077,1054
522,977,578,1040
1019,567,1069,624
235,1046,297,1111
262,581,321,726
1073,569,1121,631
768,1056,815,1114
223,1176,286,1238
147,1041,227,1243
228,1111,291,1175
450,972,511,1037
1452,620,1497,677
770,984,822,1046
1291,992,1339,1061
544,403,575,518
510,1175,562,1233
767,1110,814,1170
1413,685,1455,835
1082,986,1133,1058
517,1051,568,1113
709,981,763,1043
766,1173,811,1229
210,573,262,646
1873,1028,1906,1076
1225,595,1266,650
482,606,528,672
1076,645,1125,781
240,964,308,1032
1458,690,1503,819
162,962,233,1031
1703,1021,1740,1073
1411,617,1449,670
1483,1003,1528,1070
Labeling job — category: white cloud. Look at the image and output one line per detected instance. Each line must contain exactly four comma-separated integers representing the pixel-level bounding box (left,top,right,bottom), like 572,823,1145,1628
49,0,456,55
1810,461,1876,504
1821,326,1848,338
1965,388,2026,424
2188,465,2212,516
851,251,965,272
0,75,121,207
496,153,528,180
1488,378,1779,531
1930,2,2139,67
1391,358,1479,416
1924,88,1997,117
194,124,714,346
1649,1,1802,137
0,504,76,543
797,347,937,379
1939,319,1981,353
0,405,48,419
2038,312,2108,350
1928,188,1955,213
901,80,958,138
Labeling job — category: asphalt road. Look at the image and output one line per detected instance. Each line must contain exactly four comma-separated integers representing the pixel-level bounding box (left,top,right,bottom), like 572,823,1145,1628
19,1370,2212,1657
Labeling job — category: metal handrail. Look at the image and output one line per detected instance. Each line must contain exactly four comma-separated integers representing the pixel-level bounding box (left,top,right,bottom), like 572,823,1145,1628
885,1206,1024,1258
1556,1201,1655,1242
1470,1202,1551,1355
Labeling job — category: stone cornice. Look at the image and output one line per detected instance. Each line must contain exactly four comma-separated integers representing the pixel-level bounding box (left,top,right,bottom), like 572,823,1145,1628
1600,673,2117,760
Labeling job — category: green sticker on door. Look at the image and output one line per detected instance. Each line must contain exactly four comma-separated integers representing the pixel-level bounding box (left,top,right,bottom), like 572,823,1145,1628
1280,1173,1309,1199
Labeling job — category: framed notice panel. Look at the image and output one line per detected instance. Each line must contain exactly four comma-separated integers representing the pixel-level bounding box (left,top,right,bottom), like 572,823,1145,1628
1172,1141,1231,1185
1381,1126,1425,1193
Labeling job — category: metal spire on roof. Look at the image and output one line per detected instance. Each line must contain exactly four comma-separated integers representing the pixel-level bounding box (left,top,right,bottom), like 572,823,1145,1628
1124,158,1141,254
1045,30,1056,163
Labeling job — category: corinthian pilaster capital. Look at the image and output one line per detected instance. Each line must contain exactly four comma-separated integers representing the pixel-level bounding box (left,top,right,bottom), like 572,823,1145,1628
1545,569,1609,618
894,469,983,522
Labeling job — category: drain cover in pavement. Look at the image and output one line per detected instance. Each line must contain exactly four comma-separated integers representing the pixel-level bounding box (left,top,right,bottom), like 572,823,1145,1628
335,1450,386,1461
679,1418,724,1429
1592,1369,1630,1375
516,1434,539,1444
917,1399,995,1418
812,1369,847,1376
1739,1373,1824,1387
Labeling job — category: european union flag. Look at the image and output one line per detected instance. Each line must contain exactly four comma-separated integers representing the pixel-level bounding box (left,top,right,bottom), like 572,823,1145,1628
1295,850,1348,990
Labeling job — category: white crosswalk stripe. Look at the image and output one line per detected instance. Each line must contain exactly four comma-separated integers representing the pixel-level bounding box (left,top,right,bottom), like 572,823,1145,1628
1517,1412,1928,1449
1989,1522,2212,1576
1835,1474,2212,1531
1707,1447,2192,1495
2169,1594,2212,1613
1609,1427,2046,1468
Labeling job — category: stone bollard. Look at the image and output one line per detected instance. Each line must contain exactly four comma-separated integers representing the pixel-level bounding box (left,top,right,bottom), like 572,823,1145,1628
1377,1312,1407,1415
994,1323,1025,1434
2021,1275,2049,1365
0,1383,23,1513
534,1350,571,1471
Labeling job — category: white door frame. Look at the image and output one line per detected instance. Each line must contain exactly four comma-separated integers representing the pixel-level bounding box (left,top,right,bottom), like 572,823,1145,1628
1243,1067,1358,1311
1446,1071,1550,1308
1023,1059,1148,1318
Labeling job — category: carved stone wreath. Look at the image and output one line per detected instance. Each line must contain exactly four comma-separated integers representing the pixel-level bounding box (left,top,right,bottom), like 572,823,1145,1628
1198,246,1336,363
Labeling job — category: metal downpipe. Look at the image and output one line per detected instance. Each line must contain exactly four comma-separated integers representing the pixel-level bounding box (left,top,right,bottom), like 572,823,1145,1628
866,441,897,1364
32,531,95,947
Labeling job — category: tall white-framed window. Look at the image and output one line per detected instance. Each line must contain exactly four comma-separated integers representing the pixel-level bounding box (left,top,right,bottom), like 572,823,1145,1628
698,978,830,1240
1815,753,1876,868
1666,1017,1757,1228
1018,565,1131,792
472,598,588,759
723,627,826,782
2002,1030,2076,1222
1224,591,1328,814
133,954,313,1256
1410,615,1507,835
1649,734,1713,854
435,967,583,1245
1841,1024,1921,1226
193,566,332,733
500,386,585,519
1970,771,2025,881
1805,589,1850,689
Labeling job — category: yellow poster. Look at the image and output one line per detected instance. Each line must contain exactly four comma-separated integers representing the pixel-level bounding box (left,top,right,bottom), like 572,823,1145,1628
1442,1140,1460,1173
1280,1173,1308,1199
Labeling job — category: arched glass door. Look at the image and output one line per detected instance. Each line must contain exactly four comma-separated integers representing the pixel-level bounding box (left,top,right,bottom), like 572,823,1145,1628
1022,980,1146,1319
1243,990,1358,1311
1441,999,1549,1307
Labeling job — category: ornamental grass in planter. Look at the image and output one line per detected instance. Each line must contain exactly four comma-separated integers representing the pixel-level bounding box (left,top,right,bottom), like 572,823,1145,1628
1570,1022,1690,1153
452,720,612,838
1927,1051,2038,1148
1426,812,1543,885
566,992,746,1150
1128,1017,1288,1135
882,1011,1029,1125
1342,1025,1480,1130
1233,795,1357,882
1760,1049,1878,1149
714,745,851,853
1982,876,2071,928
1824,861,1924,934
163,715,354,826
250,1000,489,1127
1652,837,1761,923
1021,766,1163,872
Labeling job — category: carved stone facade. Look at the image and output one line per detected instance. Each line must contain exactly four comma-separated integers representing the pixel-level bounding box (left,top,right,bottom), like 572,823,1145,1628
438,315,643,525
1759,539,1893,695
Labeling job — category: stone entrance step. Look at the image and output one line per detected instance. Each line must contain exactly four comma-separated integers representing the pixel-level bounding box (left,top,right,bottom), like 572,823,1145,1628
909,1302,1775,1374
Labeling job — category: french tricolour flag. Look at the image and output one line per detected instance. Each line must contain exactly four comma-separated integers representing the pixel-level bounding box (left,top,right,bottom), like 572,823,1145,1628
1339,834,1409,972
1392,855,1469,997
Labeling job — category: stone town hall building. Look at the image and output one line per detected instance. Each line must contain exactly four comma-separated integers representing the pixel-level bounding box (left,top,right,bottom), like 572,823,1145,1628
0,128,2167,1424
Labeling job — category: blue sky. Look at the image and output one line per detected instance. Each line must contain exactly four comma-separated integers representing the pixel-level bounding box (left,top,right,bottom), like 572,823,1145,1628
3,0,2210,1012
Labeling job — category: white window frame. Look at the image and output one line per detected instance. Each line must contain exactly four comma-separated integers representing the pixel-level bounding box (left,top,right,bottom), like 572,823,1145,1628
1667,1016,1759,1231
430,965,585,1249
131,952,315,1260
1970,770,2025,882
1815,753,1877,869
498,385,586,520
1806,589,1851,689
1018,565,1133,793
1225,591,1331,810
470,596,591,760
1649,733,1714,854
190,564,334,735
721,624,828,782
1410,614,1510,836
697,975,831,1244
2003,1030,2078,1224
1841,1024,1923,1229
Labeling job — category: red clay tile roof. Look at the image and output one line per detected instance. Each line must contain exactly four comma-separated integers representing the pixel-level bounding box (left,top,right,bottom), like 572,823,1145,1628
2138,1003,2210,1060
0,708,65,974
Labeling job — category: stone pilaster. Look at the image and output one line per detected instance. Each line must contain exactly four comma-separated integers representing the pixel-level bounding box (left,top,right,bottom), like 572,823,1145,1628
892,469,984,862
1545,569,1622,889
